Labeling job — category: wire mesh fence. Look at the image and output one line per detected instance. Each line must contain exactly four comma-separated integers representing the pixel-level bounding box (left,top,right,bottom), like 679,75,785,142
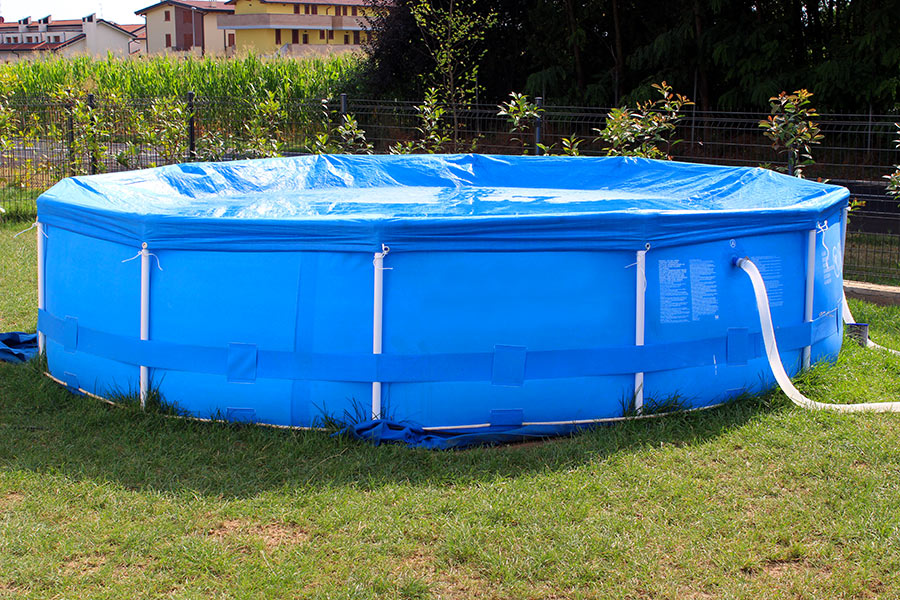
1,94,898,284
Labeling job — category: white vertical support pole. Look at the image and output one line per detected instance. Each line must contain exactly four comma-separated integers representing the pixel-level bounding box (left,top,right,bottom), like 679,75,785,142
634,248,647,414
372,244,389,420
36,221,46,354
841,207,849,266
139,243,150,410
802,229,816,370
841,207,853,325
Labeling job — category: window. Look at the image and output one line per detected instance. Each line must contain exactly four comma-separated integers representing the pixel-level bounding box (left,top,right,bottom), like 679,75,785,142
351,6,357,16
164,10,170,21
275,29,281,44
343,6,349,15
302,33,308,44
228,32,235,46
343,33,349,44
183,9,192,24
165,33,171,47
319,29,324,40
353,30,359,44
294,5,300,14
54,35,60,43
328,29,334,39
311,5,317,14
292,29,299,43
304,5,310,14
25,36,31,43
184,33,193,47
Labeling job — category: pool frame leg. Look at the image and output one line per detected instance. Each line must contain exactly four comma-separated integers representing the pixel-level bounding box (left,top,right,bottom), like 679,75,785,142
36,221,45,354
841,207,849,267
140,243,150,410
372,244,389,420
634,248,647,414
802,229,816,370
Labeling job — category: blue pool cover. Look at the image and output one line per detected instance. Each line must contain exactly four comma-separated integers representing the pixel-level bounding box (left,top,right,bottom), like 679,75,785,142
38,154,847,253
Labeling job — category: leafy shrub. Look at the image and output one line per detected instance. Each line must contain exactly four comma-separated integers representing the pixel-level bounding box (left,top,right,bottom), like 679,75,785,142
497,92,542,154
593,82,692,159
391,88,450,154
886,124,900,201
759,89,823,177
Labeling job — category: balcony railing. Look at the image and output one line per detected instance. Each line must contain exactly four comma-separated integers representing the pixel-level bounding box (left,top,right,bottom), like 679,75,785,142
217,13,369,31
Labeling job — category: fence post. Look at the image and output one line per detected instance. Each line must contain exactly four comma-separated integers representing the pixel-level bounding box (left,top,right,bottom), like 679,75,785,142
187,91,196,159
65,91,75,177
340,93,348,117
534,96,544,155
87,93,98,175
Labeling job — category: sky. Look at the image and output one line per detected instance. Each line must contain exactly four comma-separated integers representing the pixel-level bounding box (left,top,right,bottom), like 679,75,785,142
0,1,149,25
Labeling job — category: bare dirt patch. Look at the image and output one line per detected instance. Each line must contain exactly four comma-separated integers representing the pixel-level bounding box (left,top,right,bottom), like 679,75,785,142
62,554,106,577
0,492,23,509
391,548,497,600
763,559,803,577
741,558,832,583
207,519,309,549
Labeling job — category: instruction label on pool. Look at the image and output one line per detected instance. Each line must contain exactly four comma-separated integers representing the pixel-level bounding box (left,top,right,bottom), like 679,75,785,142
753,255,785,308
658,258,720,324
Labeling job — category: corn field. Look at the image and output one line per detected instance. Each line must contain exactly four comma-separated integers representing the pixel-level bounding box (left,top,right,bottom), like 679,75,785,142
0,54,366,101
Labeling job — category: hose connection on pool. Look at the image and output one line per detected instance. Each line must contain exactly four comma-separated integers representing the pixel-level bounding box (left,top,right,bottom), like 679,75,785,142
735,256,900,413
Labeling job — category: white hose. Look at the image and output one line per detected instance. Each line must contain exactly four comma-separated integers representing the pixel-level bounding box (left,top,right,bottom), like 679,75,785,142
737,257,900,413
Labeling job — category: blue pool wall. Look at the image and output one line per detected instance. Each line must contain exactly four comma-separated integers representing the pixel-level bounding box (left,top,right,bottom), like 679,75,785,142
41,206,846,429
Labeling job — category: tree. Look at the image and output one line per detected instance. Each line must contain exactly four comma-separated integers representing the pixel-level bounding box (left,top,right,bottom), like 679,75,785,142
364,0,900,111
409,0,497,147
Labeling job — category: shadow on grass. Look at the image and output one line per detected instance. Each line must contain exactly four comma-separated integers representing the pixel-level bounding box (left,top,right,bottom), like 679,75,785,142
0,358,777,499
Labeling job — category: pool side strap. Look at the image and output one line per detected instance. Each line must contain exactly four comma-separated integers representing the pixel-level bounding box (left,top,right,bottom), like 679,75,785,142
737,256,900,412
37,307,838,384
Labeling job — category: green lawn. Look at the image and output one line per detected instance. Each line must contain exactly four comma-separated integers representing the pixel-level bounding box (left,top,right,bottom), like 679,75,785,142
0,220,37,332
3,222,900,598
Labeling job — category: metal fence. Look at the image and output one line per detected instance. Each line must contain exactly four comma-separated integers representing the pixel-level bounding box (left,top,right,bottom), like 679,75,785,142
2,94,899,283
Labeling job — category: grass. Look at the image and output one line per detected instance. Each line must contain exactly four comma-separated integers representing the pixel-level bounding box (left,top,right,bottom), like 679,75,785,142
4,224,900,598
0,220,37,331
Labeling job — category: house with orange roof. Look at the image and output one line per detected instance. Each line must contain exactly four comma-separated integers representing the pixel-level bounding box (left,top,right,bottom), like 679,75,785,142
0,14,144,61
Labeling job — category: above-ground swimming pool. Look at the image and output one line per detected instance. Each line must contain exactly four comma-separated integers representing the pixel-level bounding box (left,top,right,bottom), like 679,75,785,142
35,154,849,441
